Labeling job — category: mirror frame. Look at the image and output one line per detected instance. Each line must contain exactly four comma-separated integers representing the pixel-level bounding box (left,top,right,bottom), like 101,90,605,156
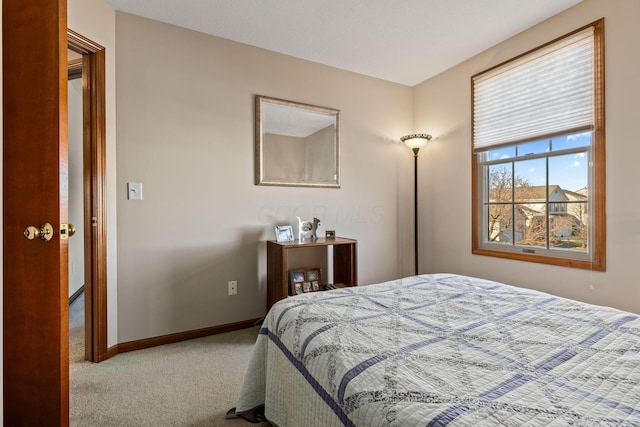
255,95,340,188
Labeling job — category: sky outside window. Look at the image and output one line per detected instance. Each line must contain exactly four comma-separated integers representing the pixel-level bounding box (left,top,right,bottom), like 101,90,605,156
486,132,591,192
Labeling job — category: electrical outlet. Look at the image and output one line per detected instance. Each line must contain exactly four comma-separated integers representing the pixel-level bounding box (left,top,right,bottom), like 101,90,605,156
228,280,238,296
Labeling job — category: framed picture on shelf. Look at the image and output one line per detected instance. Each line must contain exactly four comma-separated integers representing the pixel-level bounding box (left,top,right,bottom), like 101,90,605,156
325,230,336,239
293,282,303,295
289,269,306,295
305,268,322,291
302,282,312,293
306,268,321,281
290,270,305,283
275,225,294,243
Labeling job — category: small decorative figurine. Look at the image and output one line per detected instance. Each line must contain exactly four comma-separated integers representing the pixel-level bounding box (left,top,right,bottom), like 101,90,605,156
296,216,321,241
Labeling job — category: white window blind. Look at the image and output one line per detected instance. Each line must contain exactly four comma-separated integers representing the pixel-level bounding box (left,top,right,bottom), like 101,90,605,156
473,28,594,152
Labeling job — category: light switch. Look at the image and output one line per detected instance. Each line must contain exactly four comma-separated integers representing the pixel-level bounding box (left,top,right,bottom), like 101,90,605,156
127,182,143,200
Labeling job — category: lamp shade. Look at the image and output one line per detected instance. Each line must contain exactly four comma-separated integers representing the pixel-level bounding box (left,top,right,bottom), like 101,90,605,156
400,134,432,149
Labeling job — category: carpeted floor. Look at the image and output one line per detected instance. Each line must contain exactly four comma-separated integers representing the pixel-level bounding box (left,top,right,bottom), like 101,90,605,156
69,292,86,373
69,295,268,426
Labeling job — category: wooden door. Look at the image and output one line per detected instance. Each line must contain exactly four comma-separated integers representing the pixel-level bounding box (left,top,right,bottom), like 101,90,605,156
3,0,70,424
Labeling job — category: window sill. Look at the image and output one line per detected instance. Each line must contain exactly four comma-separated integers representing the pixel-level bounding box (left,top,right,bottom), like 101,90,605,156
472,246,605,272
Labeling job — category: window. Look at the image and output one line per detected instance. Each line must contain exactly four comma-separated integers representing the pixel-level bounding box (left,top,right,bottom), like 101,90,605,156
472,20,605,271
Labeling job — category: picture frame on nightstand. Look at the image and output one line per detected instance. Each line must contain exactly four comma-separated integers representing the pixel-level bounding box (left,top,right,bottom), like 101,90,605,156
289,269,306,295
293,282,303,295
305,268,322,291
275,225,294,242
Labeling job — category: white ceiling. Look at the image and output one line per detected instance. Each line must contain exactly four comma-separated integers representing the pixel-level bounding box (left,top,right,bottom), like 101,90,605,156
104,0,582,86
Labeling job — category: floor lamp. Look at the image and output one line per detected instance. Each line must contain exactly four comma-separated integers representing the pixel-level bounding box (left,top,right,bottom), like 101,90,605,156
400,134,432,276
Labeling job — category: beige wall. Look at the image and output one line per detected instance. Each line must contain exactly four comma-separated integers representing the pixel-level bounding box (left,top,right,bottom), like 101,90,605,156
263,134,305,181
305,125,337,183
115,13,414,342
263,126,336,184
414,0,640,314
68,78,85,297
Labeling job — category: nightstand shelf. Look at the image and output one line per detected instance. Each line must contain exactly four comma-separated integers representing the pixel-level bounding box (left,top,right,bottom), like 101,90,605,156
266,237,358,309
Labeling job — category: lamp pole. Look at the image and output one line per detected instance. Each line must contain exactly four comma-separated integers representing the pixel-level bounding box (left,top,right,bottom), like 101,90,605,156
412,147,420,276
400,134,432,276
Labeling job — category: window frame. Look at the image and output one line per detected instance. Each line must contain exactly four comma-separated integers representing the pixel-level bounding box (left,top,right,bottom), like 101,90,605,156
471,19,606,272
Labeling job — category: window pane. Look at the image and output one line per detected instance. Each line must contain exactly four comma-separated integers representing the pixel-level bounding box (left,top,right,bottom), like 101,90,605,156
548,152,589,194
488,164,512,202
516,139,550,156
487,146,516,160
549,203,588,252
551,131,592,151
514,158,546,202
568,200,589,230
515,204,546,247
488,204,513,244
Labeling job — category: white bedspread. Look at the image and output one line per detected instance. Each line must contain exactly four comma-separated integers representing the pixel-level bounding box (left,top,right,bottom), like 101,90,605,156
235,274,640,426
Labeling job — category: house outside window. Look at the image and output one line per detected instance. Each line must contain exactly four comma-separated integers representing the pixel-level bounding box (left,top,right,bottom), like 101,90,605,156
472,20,605,271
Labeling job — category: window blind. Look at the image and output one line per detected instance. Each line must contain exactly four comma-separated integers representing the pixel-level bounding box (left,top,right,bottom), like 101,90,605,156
473,28,594,152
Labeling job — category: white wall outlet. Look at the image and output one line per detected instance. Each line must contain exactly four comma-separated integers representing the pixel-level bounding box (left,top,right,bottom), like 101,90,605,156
228,280,238,296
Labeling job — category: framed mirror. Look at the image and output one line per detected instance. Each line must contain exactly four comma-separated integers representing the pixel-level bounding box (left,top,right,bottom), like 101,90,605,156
255,95,340,188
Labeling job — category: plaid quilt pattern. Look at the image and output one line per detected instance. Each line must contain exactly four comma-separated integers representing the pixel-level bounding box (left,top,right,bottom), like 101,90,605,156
235,274,640,426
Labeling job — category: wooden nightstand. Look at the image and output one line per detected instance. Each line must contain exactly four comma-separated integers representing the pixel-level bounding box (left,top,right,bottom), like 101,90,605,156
266,237,357,309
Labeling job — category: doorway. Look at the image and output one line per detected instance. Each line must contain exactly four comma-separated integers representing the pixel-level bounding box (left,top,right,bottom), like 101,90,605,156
67,47,85,365
2,4,109,421
67,29,108,363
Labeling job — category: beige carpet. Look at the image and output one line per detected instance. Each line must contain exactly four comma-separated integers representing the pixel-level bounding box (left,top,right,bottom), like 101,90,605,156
69,296,268,426
69,292,86,373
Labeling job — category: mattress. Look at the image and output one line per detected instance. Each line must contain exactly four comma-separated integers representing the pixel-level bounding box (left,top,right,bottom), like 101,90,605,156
234,273,640,426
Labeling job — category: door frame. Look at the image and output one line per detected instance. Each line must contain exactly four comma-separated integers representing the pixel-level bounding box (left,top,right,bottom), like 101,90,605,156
67,29,108,363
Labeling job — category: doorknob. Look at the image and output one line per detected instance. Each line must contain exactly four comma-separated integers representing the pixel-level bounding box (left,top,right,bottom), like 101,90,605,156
23,226,39,240
23,223,54,241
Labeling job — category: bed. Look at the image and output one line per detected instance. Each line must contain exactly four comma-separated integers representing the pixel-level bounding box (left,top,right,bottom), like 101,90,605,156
231,273,640,426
